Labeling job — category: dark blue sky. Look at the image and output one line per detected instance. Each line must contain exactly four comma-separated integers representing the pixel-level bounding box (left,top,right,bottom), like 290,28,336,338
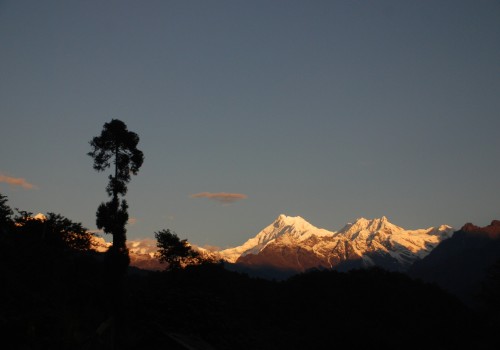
1,0,499,248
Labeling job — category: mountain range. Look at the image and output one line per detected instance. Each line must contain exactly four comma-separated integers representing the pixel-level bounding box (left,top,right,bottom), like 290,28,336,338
89,214,455,275
217,214,453,276
91,214,500,307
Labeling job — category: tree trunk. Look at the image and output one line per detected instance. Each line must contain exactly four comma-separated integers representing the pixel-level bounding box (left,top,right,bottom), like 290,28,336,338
113,145,121,249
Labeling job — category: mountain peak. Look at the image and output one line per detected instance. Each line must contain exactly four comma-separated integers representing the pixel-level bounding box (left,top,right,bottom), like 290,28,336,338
271,214,326,236
341,216,404,236
460,220,500,238
275,214,307,226
219,214,333,263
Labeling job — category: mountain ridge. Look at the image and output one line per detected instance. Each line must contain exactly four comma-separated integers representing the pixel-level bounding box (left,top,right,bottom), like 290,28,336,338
89,213,454,273
220,214,453,273
409,220,500,306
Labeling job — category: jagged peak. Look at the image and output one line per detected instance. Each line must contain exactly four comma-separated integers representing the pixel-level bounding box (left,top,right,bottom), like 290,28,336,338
347,215,388,223
460,220,500,238
274,214,309,226
276,213,304,221
340,216,403,235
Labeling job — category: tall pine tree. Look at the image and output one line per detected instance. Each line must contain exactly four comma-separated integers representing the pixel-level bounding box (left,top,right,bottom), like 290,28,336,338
88,119,144,271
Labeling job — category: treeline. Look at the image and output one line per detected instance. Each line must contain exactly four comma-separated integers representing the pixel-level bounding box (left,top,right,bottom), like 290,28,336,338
0,193,95,251
0,193,108,349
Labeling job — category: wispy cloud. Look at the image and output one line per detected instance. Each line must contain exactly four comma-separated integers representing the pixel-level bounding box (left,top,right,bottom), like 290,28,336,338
0,173,37,190
162,214,175,222
190,192,247,204
128,217,138,225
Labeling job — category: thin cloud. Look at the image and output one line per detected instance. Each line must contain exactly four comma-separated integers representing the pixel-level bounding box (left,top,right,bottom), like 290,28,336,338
128,217,138,225
0,173,37,190
162,214,175,222
190,192,248,204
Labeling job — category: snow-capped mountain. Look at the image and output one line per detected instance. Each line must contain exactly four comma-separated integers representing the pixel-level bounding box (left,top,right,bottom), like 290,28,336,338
220,214,453,272
91,236,165,270
219,214,332,263
90,214,453,273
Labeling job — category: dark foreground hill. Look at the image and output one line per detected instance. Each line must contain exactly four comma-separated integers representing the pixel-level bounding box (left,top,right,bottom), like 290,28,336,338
1,225,499,349
409,220,500,308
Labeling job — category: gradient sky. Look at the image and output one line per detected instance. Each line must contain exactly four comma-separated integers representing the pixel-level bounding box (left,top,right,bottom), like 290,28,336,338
1,0,499,249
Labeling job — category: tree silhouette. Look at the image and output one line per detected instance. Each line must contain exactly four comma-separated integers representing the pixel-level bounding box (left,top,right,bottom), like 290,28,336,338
45,212,94,251
0,193,13,233
88,119,144,271
11,209,93,251
155,229,208,270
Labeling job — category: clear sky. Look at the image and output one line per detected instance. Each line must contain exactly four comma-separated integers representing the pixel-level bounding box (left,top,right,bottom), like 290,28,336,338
1,0,499,249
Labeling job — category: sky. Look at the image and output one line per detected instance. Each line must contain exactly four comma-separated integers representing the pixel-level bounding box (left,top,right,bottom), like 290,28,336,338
1,0,499,249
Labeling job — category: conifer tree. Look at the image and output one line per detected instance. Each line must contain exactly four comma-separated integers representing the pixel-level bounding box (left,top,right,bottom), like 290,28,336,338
88,119,144,270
